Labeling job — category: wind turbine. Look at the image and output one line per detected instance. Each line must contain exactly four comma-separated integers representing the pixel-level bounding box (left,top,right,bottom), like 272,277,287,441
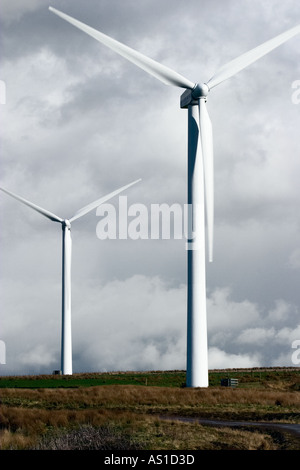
0,180,140,375
49,6,300,387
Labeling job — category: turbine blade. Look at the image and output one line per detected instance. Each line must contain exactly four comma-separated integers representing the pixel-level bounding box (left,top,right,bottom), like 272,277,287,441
207,24,300,89
198,100,214,262
49,7,195,90
0,187,63,223
69,178,141,223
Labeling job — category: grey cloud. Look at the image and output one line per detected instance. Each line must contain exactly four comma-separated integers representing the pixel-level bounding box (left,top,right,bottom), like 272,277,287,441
1,0,300,375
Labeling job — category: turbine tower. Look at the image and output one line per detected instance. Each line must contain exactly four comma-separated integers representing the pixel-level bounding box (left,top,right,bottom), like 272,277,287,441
49,6,300,387
0,180,140,374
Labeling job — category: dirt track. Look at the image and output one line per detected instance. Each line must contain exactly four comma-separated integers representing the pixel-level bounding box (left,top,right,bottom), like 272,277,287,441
161,416,300,437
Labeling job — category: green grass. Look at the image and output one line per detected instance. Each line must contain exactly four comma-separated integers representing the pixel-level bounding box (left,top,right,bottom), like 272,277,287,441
0,367,298,389
0,371,186,389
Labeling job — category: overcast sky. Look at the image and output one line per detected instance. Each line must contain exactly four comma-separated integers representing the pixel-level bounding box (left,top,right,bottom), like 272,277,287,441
1,0,300,376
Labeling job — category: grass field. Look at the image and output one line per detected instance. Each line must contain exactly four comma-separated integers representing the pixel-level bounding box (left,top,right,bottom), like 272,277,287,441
0,367,299,450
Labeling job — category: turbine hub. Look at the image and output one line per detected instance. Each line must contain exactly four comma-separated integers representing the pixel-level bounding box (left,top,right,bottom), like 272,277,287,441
180,83,210,109
63,219,71,230
192,83,209,99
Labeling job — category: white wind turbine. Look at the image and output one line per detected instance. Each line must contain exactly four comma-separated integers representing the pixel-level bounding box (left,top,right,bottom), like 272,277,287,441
0,180,140,375
49,6,300,387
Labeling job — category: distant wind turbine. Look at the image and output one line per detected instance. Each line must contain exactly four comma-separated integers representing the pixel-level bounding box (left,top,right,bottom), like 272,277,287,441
0,180,140,375
49,6,300,387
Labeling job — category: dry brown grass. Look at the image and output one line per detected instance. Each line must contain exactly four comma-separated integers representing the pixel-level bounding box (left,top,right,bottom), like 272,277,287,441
0,429,36,450
0,383,299,450
0,408,277,451
141,418,277,450
1,384,299,406
1,384,299,418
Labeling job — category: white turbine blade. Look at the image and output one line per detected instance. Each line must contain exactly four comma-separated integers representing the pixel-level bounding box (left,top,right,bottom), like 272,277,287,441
49,6,195,90
69,179,141,223
198,101,214,262
207,24,300,89
0,187,63,223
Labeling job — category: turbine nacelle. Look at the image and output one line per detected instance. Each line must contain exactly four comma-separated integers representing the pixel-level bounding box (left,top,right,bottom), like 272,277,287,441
180,83,209,109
